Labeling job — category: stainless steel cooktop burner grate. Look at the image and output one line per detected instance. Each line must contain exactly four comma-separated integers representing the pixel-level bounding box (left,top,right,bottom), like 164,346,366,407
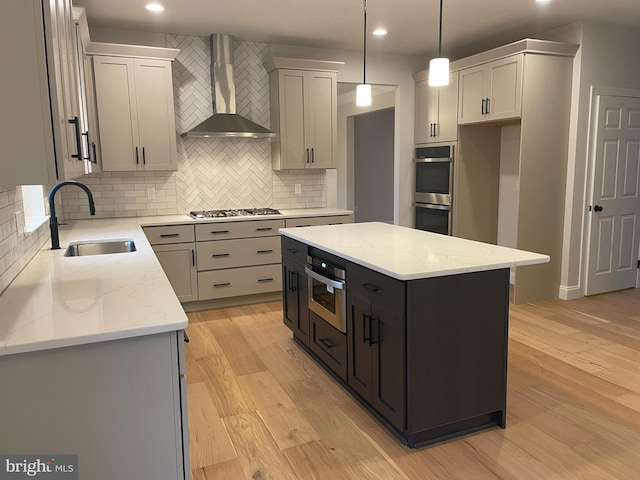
189,208,281,218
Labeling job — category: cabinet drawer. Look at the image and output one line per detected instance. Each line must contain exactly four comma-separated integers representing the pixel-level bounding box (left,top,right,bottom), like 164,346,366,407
284,215,352,228
198,264,282,300
281,236,307,264
309,311,347,381
348,262,405,314
143,225,195,245
197,236,281,270
195,219,285,241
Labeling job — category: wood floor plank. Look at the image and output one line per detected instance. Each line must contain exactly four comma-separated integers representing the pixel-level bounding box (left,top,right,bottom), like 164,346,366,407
238,370,320,449
207,318,267,375
196,354,256,417
222,411,299,480
190,459,245,480
187,382,237,469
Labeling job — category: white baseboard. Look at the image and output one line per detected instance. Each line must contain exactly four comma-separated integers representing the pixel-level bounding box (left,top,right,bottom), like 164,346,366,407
559,285,582,300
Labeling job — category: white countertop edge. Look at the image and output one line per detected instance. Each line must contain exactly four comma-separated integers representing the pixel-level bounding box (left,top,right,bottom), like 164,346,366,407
1,320,188,357
280,224,550,281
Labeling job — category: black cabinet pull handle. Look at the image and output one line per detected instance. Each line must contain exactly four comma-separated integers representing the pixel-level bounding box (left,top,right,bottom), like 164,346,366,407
210,230,229,234
363,314,371,343
370,316,378,345
311,147,315,163
213,282,231,287
68,116,82,160
160,233,180,238
135,146,139,164
257,249,273,254
306,148,310,163
191,249,195,266
183,330,190,343
256,227,273,231
295,224,311,227
361,283,380,293
288,270,296,292
142,146,146,165
91,142,97,164
486,98,490,114
434,123,438,137
258,277,274,283
319,338,335,349
82,131,91,161
212,253,230,258
287,248,299,254
481,98,486,115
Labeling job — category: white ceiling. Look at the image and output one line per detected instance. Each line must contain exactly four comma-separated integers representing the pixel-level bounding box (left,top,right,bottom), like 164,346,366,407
75,0,640,60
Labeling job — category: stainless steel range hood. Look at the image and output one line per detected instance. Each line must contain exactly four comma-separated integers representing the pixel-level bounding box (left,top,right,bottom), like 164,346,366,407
183,34,276,139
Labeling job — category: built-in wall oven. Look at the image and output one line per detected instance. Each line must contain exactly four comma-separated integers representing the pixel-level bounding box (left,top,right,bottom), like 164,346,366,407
414,145,454,235
305,255,347,333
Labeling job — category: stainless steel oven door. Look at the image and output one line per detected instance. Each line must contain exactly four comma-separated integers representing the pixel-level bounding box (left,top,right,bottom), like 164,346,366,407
415,202,452,235
414,158,453,206
305,264,347,333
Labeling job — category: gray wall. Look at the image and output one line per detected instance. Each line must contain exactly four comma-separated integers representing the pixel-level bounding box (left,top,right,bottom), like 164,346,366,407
354,108,395,223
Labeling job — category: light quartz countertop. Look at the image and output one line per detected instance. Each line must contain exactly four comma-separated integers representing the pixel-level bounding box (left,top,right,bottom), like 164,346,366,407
0,208,352,356
280,222,550,281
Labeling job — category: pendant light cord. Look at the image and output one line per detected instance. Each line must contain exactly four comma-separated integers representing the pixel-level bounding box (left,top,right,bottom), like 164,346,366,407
363,0,367,84
438,0,443,58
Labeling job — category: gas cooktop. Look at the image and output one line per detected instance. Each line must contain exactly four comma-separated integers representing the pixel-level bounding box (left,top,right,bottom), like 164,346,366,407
189,208,281,219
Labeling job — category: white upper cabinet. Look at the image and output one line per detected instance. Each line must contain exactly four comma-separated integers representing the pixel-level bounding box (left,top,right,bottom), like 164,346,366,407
0,0,86,186
93,55,178,172
414,71,459,144
458,55,523,124
266,58,343,170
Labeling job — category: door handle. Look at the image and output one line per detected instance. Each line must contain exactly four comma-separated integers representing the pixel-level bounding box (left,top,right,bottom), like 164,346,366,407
211,253,230,258
481,99,486,115
319,338,335,349
486,98,490,114
306,148,310,163
135,146,139,164
257,249,274,254
311,147,315,163
82,131,91,161
142,146,146,165
593,205,603,212
363,314,371,344
91,142,98,164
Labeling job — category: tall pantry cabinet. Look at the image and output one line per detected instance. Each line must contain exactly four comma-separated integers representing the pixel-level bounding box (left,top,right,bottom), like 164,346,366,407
1,0,88,186
451,39,578,304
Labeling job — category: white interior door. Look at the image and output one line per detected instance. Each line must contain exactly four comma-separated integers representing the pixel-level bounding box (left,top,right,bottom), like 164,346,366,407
585,94,640,295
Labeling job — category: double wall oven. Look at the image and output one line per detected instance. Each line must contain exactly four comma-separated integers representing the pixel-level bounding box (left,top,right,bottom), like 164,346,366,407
414,145,454,235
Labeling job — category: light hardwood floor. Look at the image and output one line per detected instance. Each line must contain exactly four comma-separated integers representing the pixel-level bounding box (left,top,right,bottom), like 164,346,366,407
186,289,640,479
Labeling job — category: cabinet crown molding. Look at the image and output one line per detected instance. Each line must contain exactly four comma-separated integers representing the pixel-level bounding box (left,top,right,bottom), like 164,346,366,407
86,42,180,61
413,38,579,81
264,56,344,73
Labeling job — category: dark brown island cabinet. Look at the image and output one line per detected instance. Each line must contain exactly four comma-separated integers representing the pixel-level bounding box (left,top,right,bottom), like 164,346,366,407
281,234,517,447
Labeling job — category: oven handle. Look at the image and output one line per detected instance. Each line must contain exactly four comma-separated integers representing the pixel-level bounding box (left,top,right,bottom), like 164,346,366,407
414,203,451,211
414,157,452,163
304,265,346,290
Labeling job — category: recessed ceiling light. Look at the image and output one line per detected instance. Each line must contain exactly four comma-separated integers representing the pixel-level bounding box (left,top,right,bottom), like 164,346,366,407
536,0,551,3
373,29,388,36
146,3,164,12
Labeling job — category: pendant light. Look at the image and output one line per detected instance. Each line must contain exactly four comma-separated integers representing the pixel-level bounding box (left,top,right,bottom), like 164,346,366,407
356,0,372,106
428,0,450,87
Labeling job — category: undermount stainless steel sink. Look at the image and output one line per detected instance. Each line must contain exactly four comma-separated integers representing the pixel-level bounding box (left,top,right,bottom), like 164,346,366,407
64,239,137,257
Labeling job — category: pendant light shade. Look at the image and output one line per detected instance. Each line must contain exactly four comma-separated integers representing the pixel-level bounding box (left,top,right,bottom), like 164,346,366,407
357,0,372,106
428,0,449,87
356,84,372,106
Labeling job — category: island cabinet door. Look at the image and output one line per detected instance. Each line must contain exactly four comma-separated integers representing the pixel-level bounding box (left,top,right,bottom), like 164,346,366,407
347,290,405,432
347,293,374,401
282,257,309,344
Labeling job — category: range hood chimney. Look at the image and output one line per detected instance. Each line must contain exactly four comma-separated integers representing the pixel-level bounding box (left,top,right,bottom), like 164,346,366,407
183,34,276,139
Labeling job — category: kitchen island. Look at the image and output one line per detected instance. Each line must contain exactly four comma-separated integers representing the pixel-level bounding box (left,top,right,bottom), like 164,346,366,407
279,222,549,447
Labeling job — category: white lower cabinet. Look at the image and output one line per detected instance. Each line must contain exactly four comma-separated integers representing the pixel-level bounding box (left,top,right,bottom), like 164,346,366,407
195,219,285,301
144,225,198,303
0,331,190,479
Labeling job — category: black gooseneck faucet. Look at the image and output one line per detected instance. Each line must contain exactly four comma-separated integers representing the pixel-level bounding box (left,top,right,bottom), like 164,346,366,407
49,181,96,250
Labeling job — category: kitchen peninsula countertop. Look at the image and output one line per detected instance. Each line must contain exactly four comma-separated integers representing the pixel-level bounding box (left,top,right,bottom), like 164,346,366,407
280,221,549,280
0,208,352,356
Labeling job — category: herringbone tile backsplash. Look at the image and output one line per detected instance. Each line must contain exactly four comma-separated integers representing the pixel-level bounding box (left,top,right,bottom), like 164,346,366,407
63,35,327,219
